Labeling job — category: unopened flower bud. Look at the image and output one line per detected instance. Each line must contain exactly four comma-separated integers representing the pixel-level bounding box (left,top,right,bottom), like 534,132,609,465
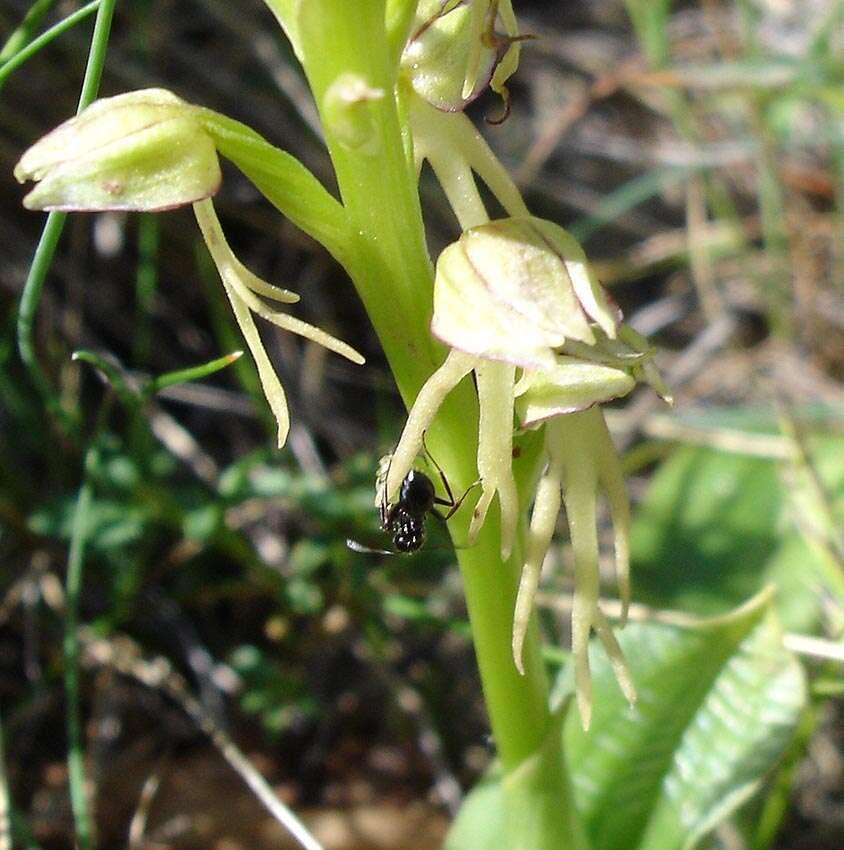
432,216,621,369
15,88,221,212
402,0,522,114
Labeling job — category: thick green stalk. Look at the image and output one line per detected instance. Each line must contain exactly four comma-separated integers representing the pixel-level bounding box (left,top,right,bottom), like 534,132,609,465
290,2,579,845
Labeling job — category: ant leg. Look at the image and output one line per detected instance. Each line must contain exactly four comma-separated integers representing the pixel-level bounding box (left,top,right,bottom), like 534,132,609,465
421,432,481,521
431,479,481,519
442,479,481,520
421,430,455,506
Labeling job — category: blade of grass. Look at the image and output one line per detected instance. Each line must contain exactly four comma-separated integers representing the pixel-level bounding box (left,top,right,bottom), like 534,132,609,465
65,411,110,850
146,350,243,395
623,0,673,67
0,0,101,90
72,350,139,410
16,212,69,427
15,0,117,438
195,240,275,436
569,165,688,243
0,0,55,62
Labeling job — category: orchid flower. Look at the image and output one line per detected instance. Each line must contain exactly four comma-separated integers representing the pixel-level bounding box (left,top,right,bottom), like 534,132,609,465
14,89,364,448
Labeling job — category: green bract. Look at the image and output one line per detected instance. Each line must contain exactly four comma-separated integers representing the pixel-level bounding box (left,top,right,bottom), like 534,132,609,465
14,89,221,212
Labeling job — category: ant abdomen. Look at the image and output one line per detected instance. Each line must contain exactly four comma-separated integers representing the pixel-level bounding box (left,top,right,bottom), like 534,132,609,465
390,506,426,553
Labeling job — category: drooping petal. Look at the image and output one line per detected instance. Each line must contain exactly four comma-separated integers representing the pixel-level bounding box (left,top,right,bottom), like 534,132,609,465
547,410,635,730
551,416,601,731
221,278,290,449
512,452,563,676
231,280,364,365
593,606,636,708
469,360,519,559
385,348,477,501
193,199,364,447
591,410,632,626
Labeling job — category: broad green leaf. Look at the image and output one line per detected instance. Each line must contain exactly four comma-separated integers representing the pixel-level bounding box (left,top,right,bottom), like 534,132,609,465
631,437,844,630
448,594,804,850
444,775,506,850
562,594,805,850
631,449,782,613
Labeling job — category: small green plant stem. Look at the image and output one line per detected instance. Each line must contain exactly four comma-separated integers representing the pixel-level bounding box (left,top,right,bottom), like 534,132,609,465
15,0,117,435
0,0,101,90
16,3,120,846
16,210,69,426
65,417,108,850
0,0,55,62
289,3,579,845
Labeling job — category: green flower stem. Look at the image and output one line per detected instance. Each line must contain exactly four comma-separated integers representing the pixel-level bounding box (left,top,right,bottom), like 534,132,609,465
16,210,69,426
65,427,106,850
0,0,101,90
0,0,55,60
289,2,579,844
385,0,420,66
295,1,439,397
16,0,118,434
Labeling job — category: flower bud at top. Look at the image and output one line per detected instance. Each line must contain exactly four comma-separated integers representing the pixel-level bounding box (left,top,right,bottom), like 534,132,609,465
402,0,521,113
15,88,221,212
431,216,621,370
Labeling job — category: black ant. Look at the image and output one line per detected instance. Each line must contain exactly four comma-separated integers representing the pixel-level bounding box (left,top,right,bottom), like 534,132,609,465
347,436,477,555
